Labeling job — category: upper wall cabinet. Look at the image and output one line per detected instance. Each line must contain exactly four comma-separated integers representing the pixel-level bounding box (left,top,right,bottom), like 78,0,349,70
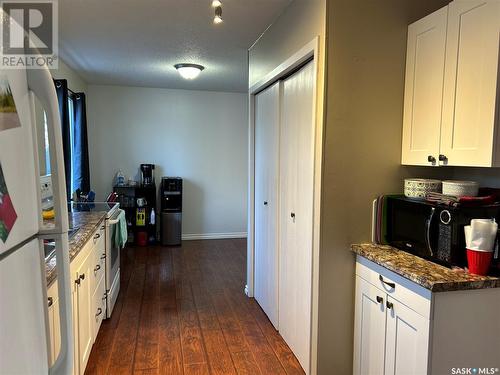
402,0,500,167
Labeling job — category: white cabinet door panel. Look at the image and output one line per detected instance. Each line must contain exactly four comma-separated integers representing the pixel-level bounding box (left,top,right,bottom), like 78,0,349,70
254,81,280,329
353,276,387,375
279,60,315,373
384,296,430,375
440,0,500,166
401,7,448,166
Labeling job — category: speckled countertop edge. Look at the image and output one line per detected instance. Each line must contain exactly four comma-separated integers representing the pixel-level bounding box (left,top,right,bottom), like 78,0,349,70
351,243,500,292
45,211,107,287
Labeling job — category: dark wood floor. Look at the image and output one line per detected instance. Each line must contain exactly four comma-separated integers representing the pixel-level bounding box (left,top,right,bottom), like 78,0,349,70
85,239,305,375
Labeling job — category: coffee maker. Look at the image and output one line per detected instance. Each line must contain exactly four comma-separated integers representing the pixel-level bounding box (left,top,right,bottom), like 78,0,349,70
140,164,155,186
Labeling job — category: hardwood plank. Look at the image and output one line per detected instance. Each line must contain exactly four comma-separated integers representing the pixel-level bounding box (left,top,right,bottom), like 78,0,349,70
230,351,262,375
87,239,303,375
184,363,211,375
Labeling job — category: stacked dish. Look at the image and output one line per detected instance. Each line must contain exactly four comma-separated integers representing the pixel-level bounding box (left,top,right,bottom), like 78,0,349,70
442,180,479,197
404,179,442,199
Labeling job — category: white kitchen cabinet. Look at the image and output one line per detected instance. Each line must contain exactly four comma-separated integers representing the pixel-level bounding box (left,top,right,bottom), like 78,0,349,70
353,276,387,375
48,222,107,375
440,0,500,167
384,296,429,375
75,248,93,375
354,256,500,375
254,81,280,329
401,6,448,166
402,0,500,167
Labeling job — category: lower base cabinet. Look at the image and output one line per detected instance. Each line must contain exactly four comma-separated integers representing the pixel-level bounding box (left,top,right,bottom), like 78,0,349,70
47,222,106,375
354,256,500,375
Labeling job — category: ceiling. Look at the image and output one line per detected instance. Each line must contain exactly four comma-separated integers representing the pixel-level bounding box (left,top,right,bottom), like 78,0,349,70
58,0,292,93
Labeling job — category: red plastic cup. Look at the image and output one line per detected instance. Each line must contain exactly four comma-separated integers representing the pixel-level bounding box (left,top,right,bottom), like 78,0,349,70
466,248,493,276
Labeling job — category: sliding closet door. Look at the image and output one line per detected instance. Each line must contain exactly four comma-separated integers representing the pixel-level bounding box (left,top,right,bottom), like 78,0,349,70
254,82,280,328
279,61,315,372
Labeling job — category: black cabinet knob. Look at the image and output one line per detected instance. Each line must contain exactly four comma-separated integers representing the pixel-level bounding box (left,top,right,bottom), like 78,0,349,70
427,155,436,163
379,275,395,289
264,201,268,206
439,154,447,162
80,274,85,281
376,296,383,304
290,212,296,218
47,297,53,307
386,301,394,309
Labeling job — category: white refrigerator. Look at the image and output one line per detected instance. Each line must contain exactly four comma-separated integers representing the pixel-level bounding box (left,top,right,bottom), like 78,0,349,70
0,62,73,372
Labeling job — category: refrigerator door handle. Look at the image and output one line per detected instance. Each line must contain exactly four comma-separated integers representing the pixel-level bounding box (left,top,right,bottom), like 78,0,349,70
27,68,73,375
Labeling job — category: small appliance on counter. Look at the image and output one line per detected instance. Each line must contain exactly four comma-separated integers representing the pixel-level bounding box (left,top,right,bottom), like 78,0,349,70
140,164,155,187
378,195,500,269
161,177,182,246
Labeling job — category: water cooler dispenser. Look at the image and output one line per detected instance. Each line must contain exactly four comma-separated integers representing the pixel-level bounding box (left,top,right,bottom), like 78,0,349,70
161,177,182,246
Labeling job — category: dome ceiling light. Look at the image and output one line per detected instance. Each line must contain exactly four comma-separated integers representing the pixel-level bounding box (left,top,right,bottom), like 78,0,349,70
174,63,205,80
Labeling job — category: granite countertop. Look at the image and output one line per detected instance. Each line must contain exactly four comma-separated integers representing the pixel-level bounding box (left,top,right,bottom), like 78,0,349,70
45,211,107,287
352,243,500,292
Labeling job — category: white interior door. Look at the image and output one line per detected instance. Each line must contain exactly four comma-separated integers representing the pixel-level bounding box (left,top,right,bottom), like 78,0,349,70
279,60,315,373
401,6,447,166
440,0,500,166
0,239,49,374
254,82,280,328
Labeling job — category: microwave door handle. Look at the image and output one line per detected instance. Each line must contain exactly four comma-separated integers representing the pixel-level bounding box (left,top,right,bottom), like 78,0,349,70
425,207,436,257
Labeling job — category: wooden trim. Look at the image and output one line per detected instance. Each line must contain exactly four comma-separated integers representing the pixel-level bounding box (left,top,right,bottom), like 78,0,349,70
182,232,247,240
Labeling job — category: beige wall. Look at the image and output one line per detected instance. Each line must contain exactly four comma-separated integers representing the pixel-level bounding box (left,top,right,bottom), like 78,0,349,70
248,0,326,88
319,0,450,373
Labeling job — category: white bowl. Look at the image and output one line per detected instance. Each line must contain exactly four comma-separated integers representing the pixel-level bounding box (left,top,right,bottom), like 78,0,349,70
442,180,479,197
404,178,442,199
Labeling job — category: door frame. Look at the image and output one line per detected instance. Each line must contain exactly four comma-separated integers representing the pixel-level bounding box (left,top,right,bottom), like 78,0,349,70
246,36,324,375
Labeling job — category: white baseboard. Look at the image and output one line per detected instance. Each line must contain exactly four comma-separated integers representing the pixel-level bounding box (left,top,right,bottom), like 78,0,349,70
182,232,247,240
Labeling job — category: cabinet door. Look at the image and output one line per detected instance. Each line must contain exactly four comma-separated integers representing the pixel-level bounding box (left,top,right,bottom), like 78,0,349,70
72,279,79,375
76,253,93,375
401,6,447,166
353,276,387,375
440,0,500,166
384,296,430,375
279,60,315,373
92,275,106,340
254,81,280,329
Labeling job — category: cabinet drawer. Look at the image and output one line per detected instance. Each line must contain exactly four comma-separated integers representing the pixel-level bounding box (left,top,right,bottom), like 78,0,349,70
90,247,105,293
92,275,106,340
356,256,432,319
91,224,105,258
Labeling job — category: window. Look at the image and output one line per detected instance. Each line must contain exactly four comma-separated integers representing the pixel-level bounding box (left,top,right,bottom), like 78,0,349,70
42,95,77,195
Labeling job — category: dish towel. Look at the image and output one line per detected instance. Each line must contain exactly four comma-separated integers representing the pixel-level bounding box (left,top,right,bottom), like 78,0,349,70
113,209,128,249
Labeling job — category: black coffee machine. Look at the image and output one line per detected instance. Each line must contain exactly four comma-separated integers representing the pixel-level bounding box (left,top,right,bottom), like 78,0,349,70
140,164,155,186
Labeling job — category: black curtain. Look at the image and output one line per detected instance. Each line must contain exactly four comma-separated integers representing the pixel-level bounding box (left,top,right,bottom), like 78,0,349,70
54,79,71,198
72,93,90,193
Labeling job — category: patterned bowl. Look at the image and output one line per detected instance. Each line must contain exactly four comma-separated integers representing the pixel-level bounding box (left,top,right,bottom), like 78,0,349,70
404,178,442,199
442,180,479,197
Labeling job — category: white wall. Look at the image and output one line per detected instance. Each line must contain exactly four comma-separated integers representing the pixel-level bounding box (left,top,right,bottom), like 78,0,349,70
87,85,248,238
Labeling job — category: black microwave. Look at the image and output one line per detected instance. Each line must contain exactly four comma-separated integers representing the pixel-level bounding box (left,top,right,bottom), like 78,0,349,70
385,196,500,267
